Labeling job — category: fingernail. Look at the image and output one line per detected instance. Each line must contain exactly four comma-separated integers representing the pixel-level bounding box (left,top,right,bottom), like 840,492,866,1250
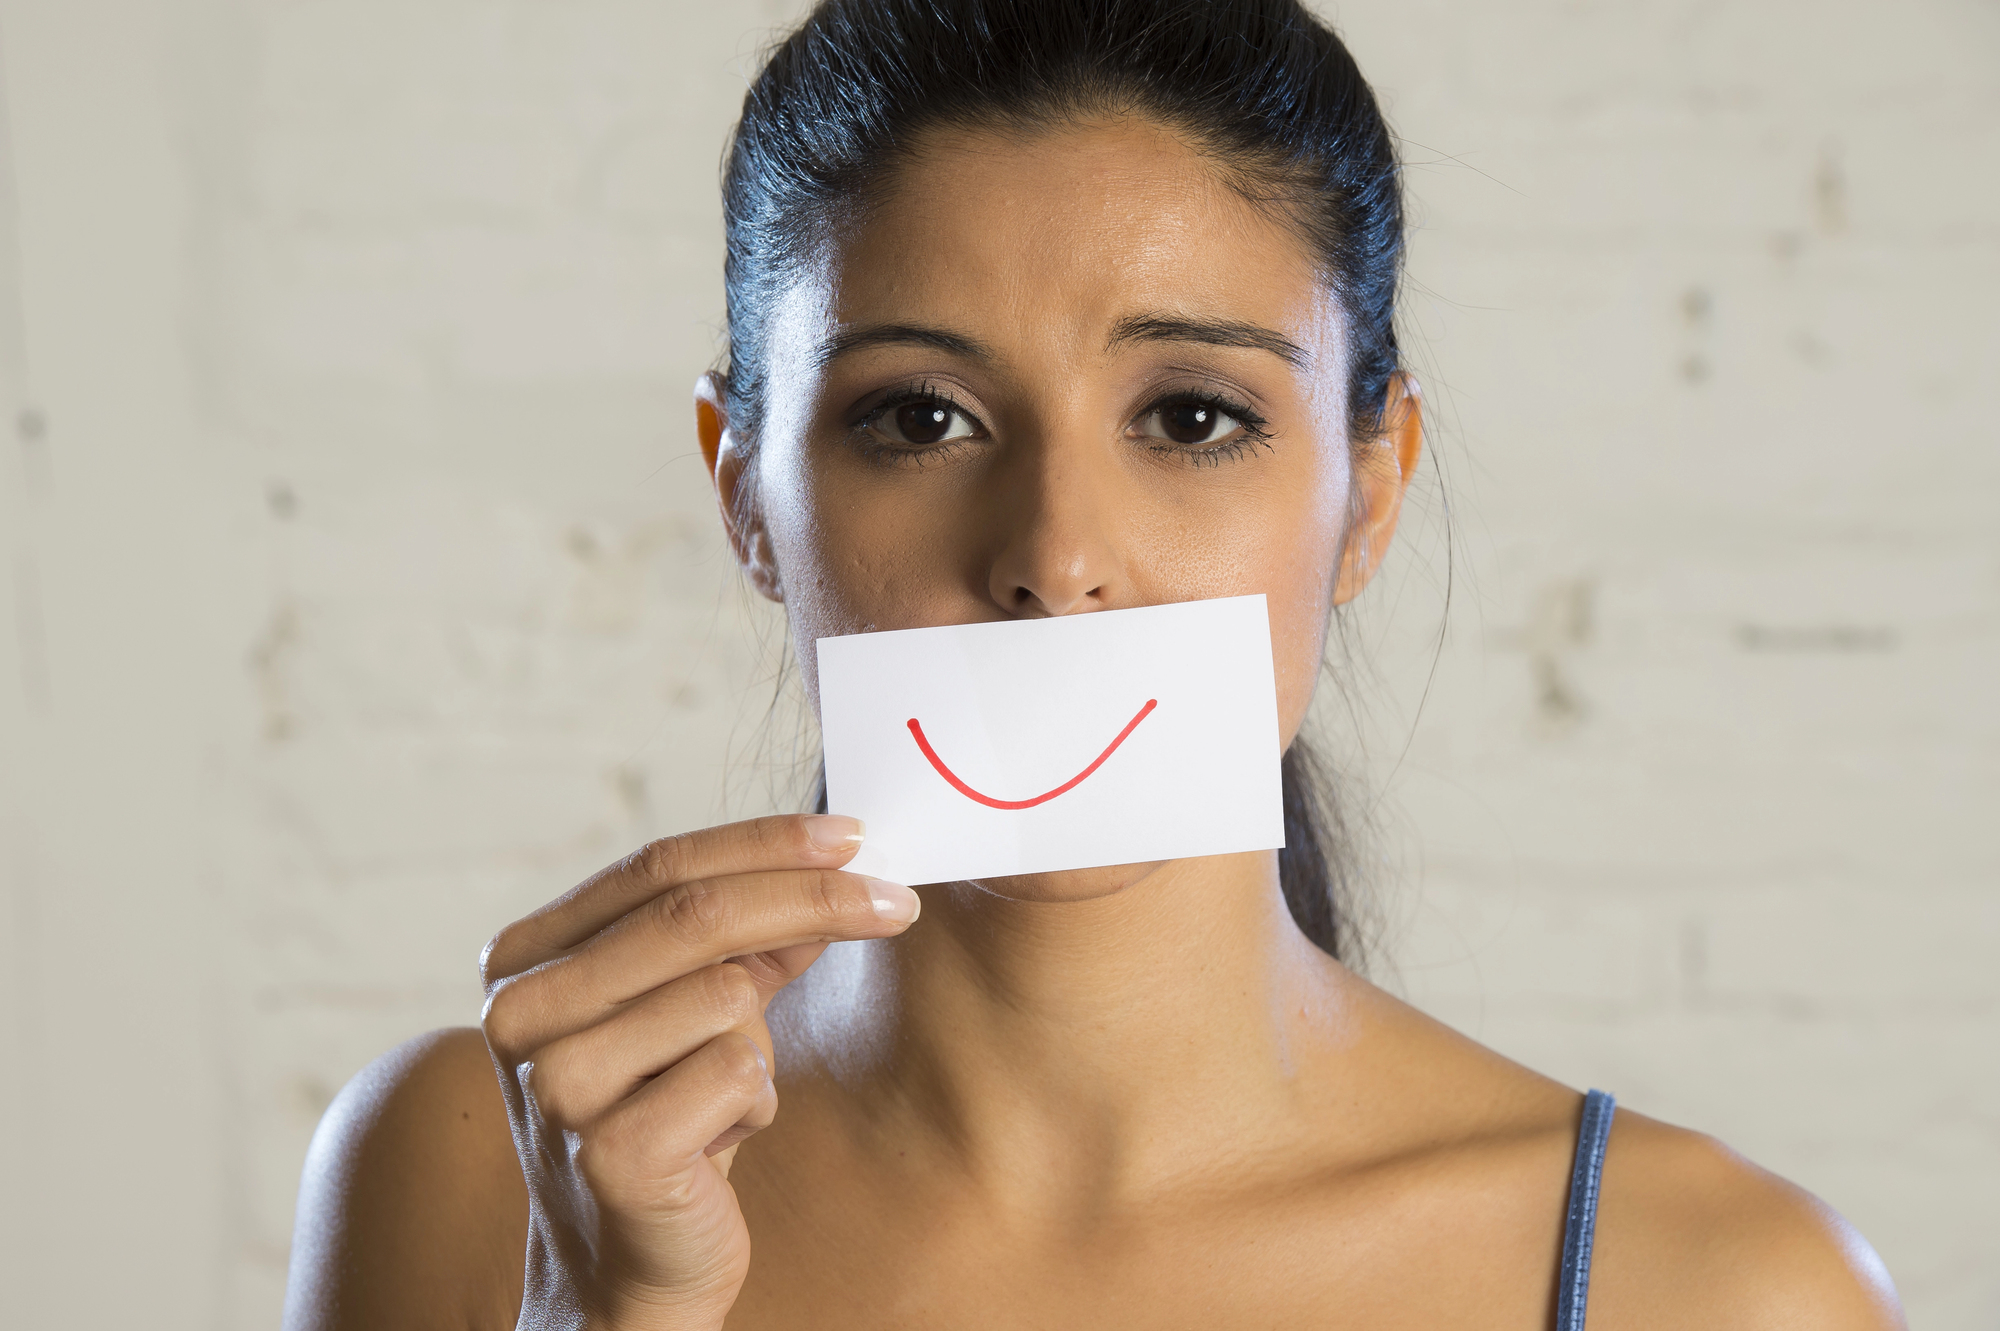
863,878,920,924
804,815,865,852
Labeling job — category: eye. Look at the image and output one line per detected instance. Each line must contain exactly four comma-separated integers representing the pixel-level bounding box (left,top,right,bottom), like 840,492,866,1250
1137,398,1242,447
873,398,979,446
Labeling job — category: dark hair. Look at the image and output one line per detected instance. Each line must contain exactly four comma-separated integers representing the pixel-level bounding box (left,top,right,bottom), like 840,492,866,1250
726,0,1402,963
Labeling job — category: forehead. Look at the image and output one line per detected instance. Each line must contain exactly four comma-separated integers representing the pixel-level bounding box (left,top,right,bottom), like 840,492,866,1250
812,116,1335,360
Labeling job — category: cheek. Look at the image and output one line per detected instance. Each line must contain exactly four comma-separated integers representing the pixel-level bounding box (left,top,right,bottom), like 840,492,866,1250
753,449,844,694
1261,454,1353,745
1139,448,1350,745
758,450,968,698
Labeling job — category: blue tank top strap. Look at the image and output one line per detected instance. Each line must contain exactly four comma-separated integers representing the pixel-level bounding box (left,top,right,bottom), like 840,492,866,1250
1555,1089,1616,1331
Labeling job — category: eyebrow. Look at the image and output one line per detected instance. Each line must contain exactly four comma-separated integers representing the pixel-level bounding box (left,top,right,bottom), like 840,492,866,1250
815,323,995,369
1105,314,1312,370
814,315,1311,373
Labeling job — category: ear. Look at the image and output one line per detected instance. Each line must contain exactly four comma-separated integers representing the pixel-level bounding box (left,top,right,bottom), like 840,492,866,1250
1333,371,1423,606
696,371,783,603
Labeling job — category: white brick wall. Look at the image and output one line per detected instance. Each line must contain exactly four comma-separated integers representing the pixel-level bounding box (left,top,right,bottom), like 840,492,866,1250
0,1,1992,1327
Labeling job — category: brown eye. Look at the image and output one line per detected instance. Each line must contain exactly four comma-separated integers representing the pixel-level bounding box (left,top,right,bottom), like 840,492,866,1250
1163,402,1219,444
874,398,977,446
895,402,954,443
1137,398,1241,447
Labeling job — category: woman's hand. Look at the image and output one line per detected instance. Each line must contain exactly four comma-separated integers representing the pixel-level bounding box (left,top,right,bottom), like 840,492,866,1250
479,814,917,1331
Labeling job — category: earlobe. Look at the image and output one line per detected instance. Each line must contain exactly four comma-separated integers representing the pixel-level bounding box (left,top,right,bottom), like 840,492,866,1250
694,372,785,604
1333,372,1423,606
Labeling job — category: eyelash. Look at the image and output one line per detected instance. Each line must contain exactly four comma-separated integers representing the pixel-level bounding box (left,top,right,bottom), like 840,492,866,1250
1135,390,1273,467
846,384,1273,467
849,382,979,466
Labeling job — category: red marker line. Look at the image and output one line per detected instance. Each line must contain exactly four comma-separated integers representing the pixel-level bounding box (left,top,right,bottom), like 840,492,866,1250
906,699,1159,810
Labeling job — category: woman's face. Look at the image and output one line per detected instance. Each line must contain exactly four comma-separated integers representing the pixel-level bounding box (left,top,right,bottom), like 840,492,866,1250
702,116,1416,899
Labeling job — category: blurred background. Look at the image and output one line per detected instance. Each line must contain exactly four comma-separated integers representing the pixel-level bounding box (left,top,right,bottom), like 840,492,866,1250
1,0,1994,1326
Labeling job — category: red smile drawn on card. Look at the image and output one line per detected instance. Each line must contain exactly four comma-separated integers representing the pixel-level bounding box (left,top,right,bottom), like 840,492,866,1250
906,699,1158,810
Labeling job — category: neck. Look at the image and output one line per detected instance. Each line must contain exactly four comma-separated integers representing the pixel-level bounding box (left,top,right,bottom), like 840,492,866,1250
776,850,1356,1203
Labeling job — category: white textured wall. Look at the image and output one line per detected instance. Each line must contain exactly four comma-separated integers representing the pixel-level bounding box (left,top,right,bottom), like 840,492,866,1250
0,2,1992,1327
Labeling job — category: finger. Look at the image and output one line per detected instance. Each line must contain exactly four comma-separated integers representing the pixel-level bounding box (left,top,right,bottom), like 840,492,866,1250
484,868,915,1060
702,1086,778,1158
483,814,867,982
576,1032,778,1213
727,940,833,1003
525,963,764,1133
526,945,829,1131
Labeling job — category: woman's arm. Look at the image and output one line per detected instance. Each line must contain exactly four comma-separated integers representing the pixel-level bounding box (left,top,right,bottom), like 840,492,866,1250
282,1028,528,1331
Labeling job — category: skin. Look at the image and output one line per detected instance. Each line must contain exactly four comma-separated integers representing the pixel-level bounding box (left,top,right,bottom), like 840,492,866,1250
283,117,1906,1331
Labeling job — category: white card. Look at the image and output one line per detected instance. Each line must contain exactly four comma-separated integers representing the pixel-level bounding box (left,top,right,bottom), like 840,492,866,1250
817,595,1285,885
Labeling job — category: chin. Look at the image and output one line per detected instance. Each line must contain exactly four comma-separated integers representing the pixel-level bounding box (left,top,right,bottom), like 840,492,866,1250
956,860,1170,903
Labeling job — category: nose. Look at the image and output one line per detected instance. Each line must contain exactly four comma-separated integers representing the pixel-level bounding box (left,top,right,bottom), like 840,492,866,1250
983,434,1127,618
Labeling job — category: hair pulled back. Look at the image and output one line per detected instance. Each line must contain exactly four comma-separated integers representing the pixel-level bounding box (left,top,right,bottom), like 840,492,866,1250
722,0,1403,963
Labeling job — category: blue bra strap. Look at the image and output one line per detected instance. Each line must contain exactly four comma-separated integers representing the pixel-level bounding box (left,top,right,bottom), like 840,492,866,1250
1555,1090,1617,1331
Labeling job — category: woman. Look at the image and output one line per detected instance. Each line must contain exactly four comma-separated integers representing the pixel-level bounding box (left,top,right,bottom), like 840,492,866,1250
284,2,1905,1327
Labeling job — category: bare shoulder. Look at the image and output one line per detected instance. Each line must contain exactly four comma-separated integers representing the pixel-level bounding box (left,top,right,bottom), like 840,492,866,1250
282,1027,528,1331
1592,1108,1906,1331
